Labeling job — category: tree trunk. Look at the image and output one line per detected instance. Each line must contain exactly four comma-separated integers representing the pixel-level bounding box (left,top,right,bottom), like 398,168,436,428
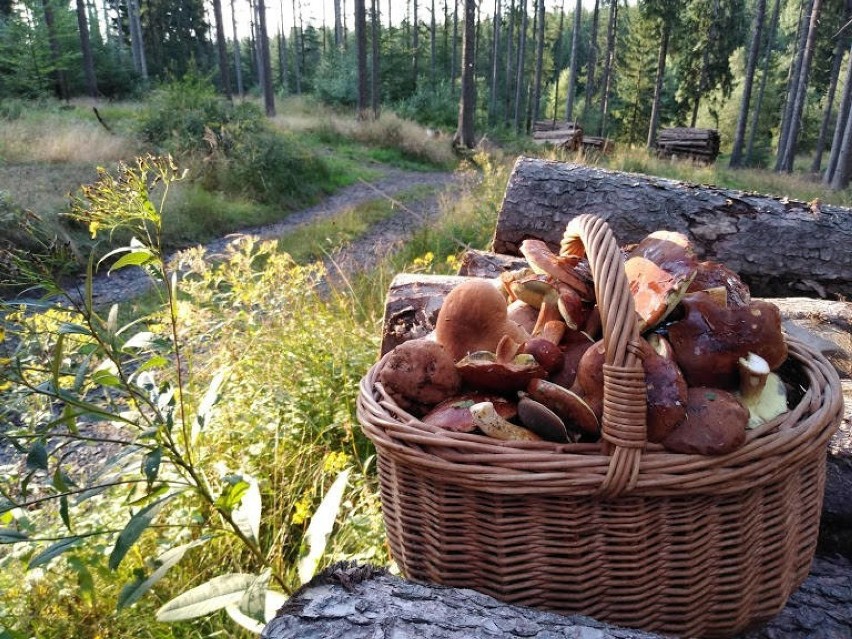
453,0,476,148
211,0,232,99
355,0,369,119
489,0,502,123
291,0,301,93
278,26,288,91
127,0,147,81
598,0,617,137
42,0,69,100
430,0,436,87
371,0,380,117
75,0,98,98
825,42,852,185
504,0,515,125
775,0,813,171
582,0,600,122
745,0,781,165
413,0,420,88
451,0,459,94
778,0,822,173
256,0,275,115
811,1,851,174
565,0,581,121
531,0,545,124
334,0,343,47
513,0,528,132
729,0,766,167
493,158,852,299
646,20,670,149
232,0,245,95
829,81,852,189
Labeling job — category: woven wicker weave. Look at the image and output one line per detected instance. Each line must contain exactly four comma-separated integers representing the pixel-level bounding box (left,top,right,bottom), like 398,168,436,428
356,215,844,637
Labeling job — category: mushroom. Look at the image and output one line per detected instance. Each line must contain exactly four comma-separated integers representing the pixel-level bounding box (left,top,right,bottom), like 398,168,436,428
624,231,698,331
423,393,518,433
526,378,600,436
470,401,542,441
639,335,688,443
455,336,546,393
517,395,574,442
435,278,529,361
737,352,789,428
520,238,593,300
521,321,566,374
377,338,462,414
687,260,751,307
661,387,748,455
666,291,788,390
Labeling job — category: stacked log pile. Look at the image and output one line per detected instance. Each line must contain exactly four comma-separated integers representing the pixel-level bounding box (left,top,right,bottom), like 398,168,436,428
656,127,720,163
581,135,615,154
531,120,583,151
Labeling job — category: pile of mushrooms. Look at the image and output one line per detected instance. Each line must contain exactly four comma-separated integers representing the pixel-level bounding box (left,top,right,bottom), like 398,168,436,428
377,229,791,455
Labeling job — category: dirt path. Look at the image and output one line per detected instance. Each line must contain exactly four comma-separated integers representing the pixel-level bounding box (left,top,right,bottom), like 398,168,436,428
79,166,459,307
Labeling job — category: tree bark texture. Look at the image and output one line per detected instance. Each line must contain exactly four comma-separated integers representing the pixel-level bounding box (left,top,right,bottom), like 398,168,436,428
127,0,147,80
211,0,232,99
334,0,343,47
453,0,476,148
645,20,669,149
582,0,600,122
256,0,275,116
779,0,822,173
75,0,98,98
493,158,852,299
565,0,581,122
489,0,501,123
729,0,765,168
775,0,813,171
825,42,852,184
745,0,782,165
291,0,302,93
261,556,852,639
371,0,380,117
231,0,244,95
354,0,369,118
598,0,618,137
513,0,528,132
531,0,545,125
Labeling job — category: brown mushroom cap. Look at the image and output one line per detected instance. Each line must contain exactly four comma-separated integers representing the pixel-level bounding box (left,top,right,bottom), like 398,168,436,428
456,351,546,393
526,378,600,435
377,339,462,413
423,394,517,432
666,292,788,389
661,387,748,455
687,260,751,307
435,278,528,361
637,336,688,443
520,238,593,300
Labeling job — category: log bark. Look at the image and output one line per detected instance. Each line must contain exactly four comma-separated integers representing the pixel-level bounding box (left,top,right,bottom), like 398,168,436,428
494,158,852,298
262,558,852,639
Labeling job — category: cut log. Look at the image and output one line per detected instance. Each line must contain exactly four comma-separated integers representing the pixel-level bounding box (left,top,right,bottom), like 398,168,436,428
494,158,852,299
261,558,852,639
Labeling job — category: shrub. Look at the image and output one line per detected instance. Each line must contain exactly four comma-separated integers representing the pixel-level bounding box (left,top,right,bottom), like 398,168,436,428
394,81,459,130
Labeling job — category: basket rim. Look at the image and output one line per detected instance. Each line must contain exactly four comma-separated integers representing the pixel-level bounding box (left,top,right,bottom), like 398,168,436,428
357,334,843,497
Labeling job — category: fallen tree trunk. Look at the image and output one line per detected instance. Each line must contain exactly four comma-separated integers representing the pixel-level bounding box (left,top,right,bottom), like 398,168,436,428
493,158,852,299
262,557,852,639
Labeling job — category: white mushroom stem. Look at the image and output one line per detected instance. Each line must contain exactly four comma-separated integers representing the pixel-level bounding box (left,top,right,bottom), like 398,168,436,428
737,352,788,428
538,320,566,345
470,402,542,441
738,352,770,403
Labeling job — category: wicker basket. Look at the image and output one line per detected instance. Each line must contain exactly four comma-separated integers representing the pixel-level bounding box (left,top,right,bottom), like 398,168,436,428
356,215,843,638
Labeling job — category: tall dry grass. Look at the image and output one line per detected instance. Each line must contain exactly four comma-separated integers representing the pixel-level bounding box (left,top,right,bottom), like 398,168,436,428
0,108,139,164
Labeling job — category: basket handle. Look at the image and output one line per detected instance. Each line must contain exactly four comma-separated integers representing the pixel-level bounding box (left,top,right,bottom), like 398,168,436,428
561,214,646,497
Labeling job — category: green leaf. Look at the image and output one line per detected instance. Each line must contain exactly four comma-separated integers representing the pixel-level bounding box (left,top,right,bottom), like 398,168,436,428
297,468,351,584
231,477,262,542
59,495,71,531
117,537,211,610
52,467,74,493
50,333,65,392
28,536,84,569
191,369,228,444
143,447,162,486
0,528,28,543
26,442,48,472
226,587,288,633
57,323,92,336
91,369,122,388
122,331,157,351
135,355,169,374
109,249,154,273
215,477,249,512
108,493,175,570
225,604,266,634
155,573,256,622
238,568,271,623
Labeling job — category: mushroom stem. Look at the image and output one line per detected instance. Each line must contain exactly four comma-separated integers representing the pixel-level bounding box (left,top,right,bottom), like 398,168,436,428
738,352,770,403
532,298,563,336
470,402,542,441
538,320,566,345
